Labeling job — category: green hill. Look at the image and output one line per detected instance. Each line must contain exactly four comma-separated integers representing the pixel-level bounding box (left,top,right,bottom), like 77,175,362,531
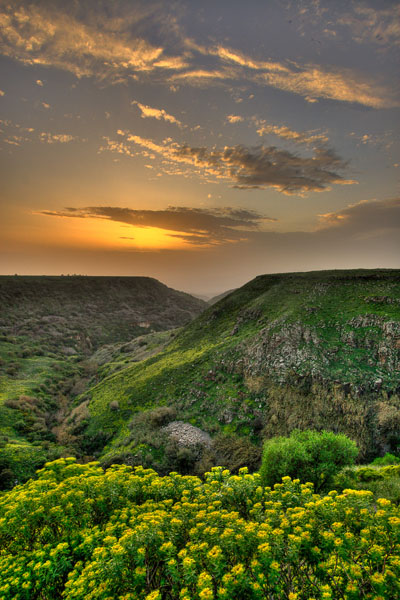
0,276,206,487
2,270,400,487
65,269,400,473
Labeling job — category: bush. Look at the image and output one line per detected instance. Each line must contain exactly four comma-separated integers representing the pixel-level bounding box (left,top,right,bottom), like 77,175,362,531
372,452,400,466
260,429,358,492
197,433,261,475
1,460,400,599
356,467,384,482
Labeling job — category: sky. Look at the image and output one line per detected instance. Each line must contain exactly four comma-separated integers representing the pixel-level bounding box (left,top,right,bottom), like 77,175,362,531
0,0,399,296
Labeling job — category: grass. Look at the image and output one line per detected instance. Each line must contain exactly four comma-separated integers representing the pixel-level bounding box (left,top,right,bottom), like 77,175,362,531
65,269,400,467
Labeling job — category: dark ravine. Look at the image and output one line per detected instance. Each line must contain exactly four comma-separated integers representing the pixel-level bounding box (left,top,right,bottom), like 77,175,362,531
0,276,206,488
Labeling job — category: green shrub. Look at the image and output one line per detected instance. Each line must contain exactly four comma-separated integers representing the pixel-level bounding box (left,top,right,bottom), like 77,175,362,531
1,459,400,599
356,467,384,482
260,429,358,492
382,464,400,478
351,474,400,504
197,433,261,475
372,452,400,466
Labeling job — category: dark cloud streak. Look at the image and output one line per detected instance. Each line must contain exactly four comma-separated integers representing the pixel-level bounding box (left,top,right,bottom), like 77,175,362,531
39,205,275,245
318,198,400,233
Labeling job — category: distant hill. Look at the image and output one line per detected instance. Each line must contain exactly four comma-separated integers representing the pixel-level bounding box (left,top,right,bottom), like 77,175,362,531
0,276,206,354
208,288,237,305
0,276,206,488
65,269,400,473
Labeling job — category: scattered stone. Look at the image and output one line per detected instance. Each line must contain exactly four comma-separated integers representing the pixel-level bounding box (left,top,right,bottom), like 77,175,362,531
162,421,211,448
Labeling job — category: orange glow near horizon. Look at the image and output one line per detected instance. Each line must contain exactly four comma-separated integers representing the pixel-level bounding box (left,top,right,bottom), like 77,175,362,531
6,215,201,251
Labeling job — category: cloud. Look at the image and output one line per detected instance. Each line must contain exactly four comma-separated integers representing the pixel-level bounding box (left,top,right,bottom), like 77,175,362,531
226,115,243,123
0,118,85,148
175,43,398,108
0,2,396,108
318,198,400,235
39,132,80,144
132,101,182,126
171,68,235,83
101,130,356,194
174,142,356,194
38,205,275,245
0,1,183,83
252,59,396,108
348,130,394,150
255,120,329,145
100,137,137,158
339,4,400,48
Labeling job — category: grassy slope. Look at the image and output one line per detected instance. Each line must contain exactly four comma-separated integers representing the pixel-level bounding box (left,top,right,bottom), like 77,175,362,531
73,270,400,462
0,277,205,486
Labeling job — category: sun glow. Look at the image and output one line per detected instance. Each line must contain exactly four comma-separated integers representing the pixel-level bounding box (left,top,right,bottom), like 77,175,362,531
22,215,195,250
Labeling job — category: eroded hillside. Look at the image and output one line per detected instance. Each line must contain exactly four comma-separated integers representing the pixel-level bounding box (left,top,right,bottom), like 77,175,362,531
65,270,400,473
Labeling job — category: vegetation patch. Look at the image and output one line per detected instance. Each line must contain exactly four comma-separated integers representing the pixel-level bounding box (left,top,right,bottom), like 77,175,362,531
1,458,400,599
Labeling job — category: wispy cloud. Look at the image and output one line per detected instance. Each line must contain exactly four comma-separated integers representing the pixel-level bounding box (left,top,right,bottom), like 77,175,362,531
349,130,394,151
0,1,183,82
0,118,84,148
132,101,182,126
39,132,81,144
0,2,395,108
250,58,395,108
255,120,329,145
174,43,397,108
339,4,400,48
170,68,235,84
38,205,275,245
102,130,356,194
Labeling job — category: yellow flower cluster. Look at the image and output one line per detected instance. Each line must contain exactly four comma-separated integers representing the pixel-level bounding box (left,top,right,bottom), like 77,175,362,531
0,459,399,599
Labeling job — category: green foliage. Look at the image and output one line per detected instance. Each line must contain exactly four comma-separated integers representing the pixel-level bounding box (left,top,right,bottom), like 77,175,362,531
0,441,57,491
260,429,358,492
334,464,400,504
357,467,385,482
197,433,262,475
372,452,400,466
1,458,400,599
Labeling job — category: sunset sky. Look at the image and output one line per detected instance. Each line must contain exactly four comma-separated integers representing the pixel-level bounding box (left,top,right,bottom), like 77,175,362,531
1,0,399,295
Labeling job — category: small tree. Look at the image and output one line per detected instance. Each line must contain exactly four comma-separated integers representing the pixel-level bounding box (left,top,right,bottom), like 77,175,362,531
260,429,358,492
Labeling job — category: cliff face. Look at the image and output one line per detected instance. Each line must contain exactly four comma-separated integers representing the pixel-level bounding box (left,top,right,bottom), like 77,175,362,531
243,313,400,390
70,270,400,467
